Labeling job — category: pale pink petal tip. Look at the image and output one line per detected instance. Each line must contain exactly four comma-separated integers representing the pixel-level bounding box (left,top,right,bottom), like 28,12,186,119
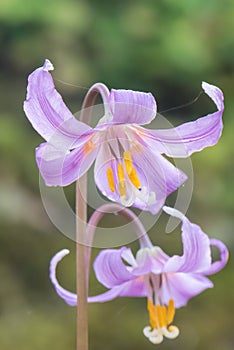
201,81,224,111
43,59,54,71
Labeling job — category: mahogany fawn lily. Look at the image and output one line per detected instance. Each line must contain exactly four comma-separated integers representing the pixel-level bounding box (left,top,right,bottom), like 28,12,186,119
24,60,224,214
50,206,228,344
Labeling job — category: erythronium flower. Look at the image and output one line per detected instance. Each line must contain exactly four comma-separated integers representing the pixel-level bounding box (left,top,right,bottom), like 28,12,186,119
24,59,224,214
50,206,228,344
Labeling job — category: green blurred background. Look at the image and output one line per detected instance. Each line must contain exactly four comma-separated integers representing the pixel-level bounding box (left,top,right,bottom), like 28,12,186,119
0,0,233,349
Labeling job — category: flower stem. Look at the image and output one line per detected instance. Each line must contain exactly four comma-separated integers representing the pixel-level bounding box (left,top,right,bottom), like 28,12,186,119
76,83,110,350
76,176,88,350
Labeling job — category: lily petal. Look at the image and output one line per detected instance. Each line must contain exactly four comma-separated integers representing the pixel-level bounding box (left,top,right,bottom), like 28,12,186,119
161,273,213,308
130,146,187,214
205,238,229,275
129,247,169,276
50,249,77,306
93,247,135,288
94,143,120,202
24,59,91,145
49,249,132,305
109,89,157,125
88,285,130,303
89,278,147,302
163,207,212,273
36,137,98,186
138,82,224,157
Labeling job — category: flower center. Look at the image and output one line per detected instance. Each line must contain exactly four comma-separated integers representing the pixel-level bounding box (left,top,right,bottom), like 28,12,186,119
143,299,179,344
106,150,141,200
103,126,156,207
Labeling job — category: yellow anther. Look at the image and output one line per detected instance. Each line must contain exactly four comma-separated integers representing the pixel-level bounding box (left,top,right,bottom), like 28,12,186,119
147,299,176,330
118,164,126,198
106,168,115,192
118,163,125,182
128,167,141,189
145,298,179,343
119,181,126,198
123,151,141,189
167,299,175,324
124,151,133,174
147,299,157,329
161,306,167,327
156,305,165,328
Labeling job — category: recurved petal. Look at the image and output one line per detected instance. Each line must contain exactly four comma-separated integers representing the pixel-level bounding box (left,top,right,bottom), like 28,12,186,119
205,238,229,275
24,59,91,144
161,272,213,308
117,277,147,297
89,278,147,303
109,89,157,125
36,137,98,186
93,247,135,288
88,285,129,303
139,82,224,157
49,249,140,306
50,249,77,306
163,207,212,273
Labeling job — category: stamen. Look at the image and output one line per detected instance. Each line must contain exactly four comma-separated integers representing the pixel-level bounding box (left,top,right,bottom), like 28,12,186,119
128,168,141,189
106,168,115,192
167,299,175,324
145,298,179,344
123,151,141,189
143,327,163,344
162,325,179,339
147,299,157,329
156,305,166,328
123,151,133,174
118,164,126,198
118,163,125,182
148,299,159,329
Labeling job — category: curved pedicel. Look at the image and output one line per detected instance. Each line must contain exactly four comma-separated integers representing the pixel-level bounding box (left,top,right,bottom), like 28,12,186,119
80,82,110,124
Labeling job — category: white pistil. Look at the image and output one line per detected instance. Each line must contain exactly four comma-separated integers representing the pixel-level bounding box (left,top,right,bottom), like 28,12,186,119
144,297,179,344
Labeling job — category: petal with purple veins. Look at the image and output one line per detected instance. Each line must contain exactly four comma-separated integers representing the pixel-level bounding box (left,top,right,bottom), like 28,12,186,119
36,135,98,186
89,278,147,302
160,272,213,308
163,207,212,273
109,89,157,125
129,145,187,214
205,238,229,275
24,59,91,144
93,247,135,288
50,249,77,306
49,249,139,305
94,143,120,202
136,82,224,157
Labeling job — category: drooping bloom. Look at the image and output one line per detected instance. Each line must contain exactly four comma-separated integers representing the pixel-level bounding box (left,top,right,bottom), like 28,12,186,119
24,60,224,213
50,207,228,344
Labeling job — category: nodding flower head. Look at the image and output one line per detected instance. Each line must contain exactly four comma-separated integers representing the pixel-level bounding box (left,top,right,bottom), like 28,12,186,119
49,207,228,344
24,60,224,213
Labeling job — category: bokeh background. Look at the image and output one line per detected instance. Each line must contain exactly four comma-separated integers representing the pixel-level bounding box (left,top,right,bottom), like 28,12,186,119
0,0,233,349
